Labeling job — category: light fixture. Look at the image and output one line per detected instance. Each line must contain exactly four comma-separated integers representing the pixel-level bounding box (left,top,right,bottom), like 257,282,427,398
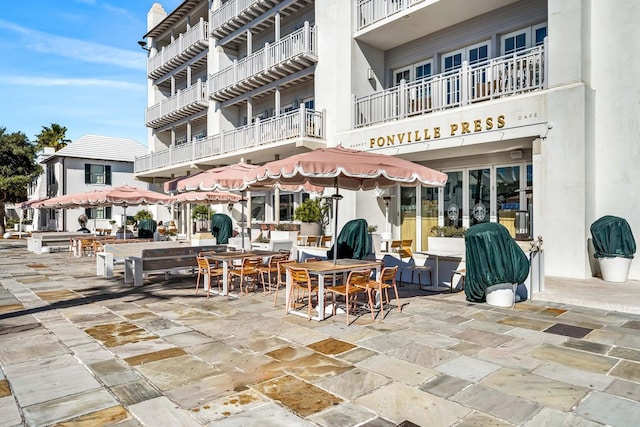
510,150,523,160
137,40,150,52
367,68,374,81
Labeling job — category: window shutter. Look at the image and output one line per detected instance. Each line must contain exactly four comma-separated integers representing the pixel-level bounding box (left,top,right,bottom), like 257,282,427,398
85,208,91,220
105,165,112,185
106,207,112,218
85,164,91,184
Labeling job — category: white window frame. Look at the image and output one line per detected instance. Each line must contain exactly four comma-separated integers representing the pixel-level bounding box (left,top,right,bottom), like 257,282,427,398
393,66,411,85
501,24,547,54
414,60,433,80
441,48,463,72
466,40,490,65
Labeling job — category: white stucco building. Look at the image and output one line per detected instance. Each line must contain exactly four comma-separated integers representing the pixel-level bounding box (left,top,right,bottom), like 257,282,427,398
29,135,158,232
135,0,640,282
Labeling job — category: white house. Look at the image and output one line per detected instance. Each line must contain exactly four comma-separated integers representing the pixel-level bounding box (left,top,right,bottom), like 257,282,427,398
134,0,640,283
30,135,167,232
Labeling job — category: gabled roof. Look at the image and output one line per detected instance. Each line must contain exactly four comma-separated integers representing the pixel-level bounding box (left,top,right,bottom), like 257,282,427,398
46,135,147,163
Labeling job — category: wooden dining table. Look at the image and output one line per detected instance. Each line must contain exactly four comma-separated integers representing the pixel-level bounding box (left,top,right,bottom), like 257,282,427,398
285,259,381,321
201,249,281,297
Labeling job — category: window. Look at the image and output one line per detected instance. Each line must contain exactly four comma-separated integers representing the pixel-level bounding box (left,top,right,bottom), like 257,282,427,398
303,98,314,110
442,50,463,72
444,171,463,228
502,24,547,54
467,42,489,65
394,66,411,85
251,195,265,222
85,207,112,220
415,61,432,80
273,193,294,221
84,164,111,185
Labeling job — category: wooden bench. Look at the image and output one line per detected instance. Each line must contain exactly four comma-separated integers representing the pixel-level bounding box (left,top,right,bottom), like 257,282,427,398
124,244,228,287
28,232,90,254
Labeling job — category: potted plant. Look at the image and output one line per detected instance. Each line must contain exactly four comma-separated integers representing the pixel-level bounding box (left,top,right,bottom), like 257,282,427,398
294,198,324,236
428,225,467,253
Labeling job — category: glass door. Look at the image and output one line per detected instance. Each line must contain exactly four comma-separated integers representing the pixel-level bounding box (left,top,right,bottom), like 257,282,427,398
496,165,520,237
420,186,438,250
444,171,463,228
400,187,416,250
469,168,491,226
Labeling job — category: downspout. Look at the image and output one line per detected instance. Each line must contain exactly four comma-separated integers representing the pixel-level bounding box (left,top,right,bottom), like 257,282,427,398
61,157,66,231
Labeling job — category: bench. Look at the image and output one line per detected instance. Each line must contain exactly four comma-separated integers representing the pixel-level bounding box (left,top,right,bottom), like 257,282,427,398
28,232,90,254
97,240,189,278
124,244,228,287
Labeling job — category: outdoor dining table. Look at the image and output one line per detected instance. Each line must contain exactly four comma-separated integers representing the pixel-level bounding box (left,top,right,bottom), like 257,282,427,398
285,259,381,321
201,249,281,297
416,250,463,290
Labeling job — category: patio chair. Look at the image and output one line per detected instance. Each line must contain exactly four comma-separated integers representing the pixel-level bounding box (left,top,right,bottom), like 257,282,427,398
361,265,401,317
195,256,224,298
287,265,318,320
258,253,289,294
229,257,261,295
274,259,297,306
326,269,372,325
306,235,319,246
399,248,432,289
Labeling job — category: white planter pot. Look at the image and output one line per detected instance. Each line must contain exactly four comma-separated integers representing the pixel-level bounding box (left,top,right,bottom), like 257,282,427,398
299,222,321,236
598,257,633,283
485,283,516,307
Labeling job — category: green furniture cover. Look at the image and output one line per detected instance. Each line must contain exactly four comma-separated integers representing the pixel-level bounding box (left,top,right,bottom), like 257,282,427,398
590,215,636,259
328,218,371,260
210,214,233,244
137,219,157,238
464,222,530,303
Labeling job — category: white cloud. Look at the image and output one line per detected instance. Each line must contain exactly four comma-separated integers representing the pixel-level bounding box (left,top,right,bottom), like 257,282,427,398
1,75,145,91
0,19,146,70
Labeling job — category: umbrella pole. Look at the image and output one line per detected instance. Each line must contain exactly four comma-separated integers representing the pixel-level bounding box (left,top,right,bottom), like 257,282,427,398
331,190,343,265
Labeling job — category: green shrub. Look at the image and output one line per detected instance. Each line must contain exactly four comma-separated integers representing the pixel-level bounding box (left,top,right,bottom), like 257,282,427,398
430,225,466,238
134,209,153,221
294,198,323,223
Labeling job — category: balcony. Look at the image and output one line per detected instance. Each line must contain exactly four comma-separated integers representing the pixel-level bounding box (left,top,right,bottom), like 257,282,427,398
354,45,546,128
147,18,209,80
209,23,317,103
145,81,209,129
354,0,518,50
135,107,325,174
210,0,313,45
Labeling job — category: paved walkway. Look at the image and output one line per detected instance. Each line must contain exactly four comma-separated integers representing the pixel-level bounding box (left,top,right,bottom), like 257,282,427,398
1,239,640,426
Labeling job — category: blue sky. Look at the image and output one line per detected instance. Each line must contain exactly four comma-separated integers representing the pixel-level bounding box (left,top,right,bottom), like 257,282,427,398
0,0,183,146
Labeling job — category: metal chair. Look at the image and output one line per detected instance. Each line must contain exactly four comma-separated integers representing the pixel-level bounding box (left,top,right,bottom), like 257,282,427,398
326,269,372,324
399,248,432,289
258,253,288,294
195,256,224,298
229,257,261,295
287,265,318,320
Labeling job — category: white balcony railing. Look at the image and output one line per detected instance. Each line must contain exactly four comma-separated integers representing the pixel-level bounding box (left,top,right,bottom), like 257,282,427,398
209,23,317,99
356,0,426,30
145,81,208,127
135,107,325,173
210,0,258,31
147,18,209,78
354,44,546,128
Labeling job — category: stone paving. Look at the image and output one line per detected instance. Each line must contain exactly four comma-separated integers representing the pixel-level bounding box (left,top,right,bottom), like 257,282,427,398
1,239,640,426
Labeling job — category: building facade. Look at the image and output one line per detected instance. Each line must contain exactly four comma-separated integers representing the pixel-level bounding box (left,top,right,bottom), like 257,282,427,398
30,135,155,232
136,0,640,281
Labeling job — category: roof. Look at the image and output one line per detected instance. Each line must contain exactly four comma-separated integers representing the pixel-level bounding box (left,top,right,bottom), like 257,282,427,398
144,0,200,39
46,135,147,163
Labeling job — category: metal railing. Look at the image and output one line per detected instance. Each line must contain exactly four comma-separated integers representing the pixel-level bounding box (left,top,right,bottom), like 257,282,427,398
354,44,546,128
135,107,325,173
145,80,208,125
147,19,209,76
356,0,426,30
210,0,257,31
209,23,316,95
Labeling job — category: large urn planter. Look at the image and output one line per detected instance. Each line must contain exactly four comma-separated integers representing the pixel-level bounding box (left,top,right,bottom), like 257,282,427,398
590,215,636,283
299,222,321,237
485,283,517,307
598,257,633,283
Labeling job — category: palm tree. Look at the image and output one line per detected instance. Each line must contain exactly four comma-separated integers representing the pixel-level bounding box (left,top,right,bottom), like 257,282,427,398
35,124,70,151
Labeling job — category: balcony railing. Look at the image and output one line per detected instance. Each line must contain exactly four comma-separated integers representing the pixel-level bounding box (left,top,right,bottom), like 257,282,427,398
209,23,317,102
356,0,426,30
145,81,208,128
147,18,209,79
135,107,325,173
354,45,546,128
210,0,260,32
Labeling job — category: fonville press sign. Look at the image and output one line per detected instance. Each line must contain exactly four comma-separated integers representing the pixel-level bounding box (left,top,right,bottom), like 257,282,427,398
368,115,506,149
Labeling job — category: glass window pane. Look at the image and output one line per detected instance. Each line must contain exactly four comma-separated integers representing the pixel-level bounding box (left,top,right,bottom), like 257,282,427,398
469,168,490,226
400,187,416,250
444,171,463,228
516,33,526,50
251,195,265,222
279,194,294,221
505,37,515,54
497,166,520,237
535,27,547,45
421,186,438,250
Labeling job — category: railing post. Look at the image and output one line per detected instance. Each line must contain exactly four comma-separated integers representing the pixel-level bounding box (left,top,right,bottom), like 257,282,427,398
543,37,548,89
192,137,196,161
399,79,407,118
233,58,238,83
321,108,326,138
299,104,306,137
303,21,310,52
352,94,356,128
254,117,261,145
264,42,270,71
461,61,469,105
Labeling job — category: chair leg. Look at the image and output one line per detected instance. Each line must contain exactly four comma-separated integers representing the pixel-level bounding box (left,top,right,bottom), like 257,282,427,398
367,289,376,320
195,271,202,295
